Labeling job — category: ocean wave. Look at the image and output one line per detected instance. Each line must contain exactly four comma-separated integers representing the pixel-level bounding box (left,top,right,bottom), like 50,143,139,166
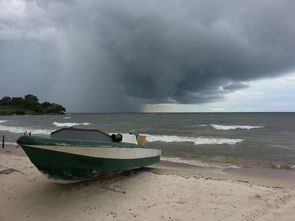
197,124,208,127
0,125,51,135
160,157,240,169
145,134,243,145
269,163,295,170
53,122,90,127
3,142,17,146
211,124,263,130
0,120,51,135
161,157,217,168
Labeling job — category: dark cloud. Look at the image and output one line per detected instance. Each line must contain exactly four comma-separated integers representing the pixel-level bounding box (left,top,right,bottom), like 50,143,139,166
0,0,295,112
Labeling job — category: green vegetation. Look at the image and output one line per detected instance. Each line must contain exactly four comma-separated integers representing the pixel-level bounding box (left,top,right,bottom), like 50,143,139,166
0,95,66,115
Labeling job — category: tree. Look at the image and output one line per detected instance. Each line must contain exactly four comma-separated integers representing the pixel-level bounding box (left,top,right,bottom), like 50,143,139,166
0,94,66,115
32,105,44,113
24,94,39,108
41,101,51,109
0,96,11,105
11,97,24,107
24,94,38,103
45,103,66,114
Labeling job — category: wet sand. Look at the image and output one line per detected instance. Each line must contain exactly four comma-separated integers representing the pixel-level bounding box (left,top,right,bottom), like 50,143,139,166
1,148,295,221
153,160,295,190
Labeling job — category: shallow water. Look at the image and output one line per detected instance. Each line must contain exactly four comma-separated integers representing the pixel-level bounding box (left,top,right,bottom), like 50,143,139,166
1,113,295,169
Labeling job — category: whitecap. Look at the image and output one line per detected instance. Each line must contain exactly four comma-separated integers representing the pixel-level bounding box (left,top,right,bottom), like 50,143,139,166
0,119,51,135
3,142,17,146
211,124,263,130
144,134,243,145
0,125,51,135
53,122,90,127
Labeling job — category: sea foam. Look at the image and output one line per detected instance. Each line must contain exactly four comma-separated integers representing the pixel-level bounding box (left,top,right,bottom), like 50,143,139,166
211,124,263,130
145,134,243,145
3,142,17,146
0,124,51,135
160,157,240,169
53,122,90,127
161,157,217,168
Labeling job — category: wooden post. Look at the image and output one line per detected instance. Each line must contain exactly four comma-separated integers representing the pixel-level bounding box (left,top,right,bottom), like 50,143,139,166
2,136,4,148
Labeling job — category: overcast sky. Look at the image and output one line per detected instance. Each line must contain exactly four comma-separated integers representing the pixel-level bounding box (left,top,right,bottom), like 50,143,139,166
1,0,295,112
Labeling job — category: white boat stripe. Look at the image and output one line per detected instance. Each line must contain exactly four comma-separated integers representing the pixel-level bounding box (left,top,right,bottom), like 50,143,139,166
29,145,161,159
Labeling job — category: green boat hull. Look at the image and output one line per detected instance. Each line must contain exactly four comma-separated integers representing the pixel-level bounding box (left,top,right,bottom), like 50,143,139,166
17,136,161,183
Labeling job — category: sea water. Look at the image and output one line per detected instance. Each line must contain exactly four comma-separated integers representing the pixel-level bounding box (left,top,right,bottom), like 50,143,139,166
1,113,295,169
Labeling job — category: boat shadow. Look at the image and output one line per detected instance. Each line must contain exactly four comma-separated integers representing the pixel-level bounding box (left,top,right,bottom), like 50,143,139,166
56,167,154,186
42,167,155,194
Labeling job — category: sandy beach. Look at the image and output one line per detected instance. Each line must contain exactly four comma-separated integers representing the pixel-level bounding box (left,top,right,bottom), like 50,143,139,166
1,148,295,221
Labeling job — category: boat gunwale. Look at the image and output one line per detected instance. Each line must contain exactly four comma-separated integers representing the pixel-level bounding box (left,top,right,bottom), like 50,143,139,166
17,136,160,150
21,144,161,159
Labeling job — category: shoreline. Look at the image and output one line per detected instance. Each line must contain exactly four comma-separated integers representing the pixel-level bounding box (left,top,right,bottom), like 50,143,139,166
2,148,295,189
1,149,295,220
152,160,295,190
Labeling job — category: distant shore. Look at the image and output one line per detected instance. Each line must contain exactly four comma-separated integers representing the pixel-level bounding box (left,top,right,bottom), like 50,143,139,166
0,94,66,115
1,148,295,221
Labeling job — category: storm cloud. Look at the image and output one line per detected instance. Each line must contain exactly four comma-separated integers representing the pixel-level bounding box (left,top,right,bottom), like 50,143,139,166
1,0,295,112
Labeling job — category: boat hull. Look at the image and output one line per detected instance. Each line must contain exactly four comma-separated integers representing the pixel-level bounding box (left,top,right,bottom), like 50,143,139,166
18,136,161,183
